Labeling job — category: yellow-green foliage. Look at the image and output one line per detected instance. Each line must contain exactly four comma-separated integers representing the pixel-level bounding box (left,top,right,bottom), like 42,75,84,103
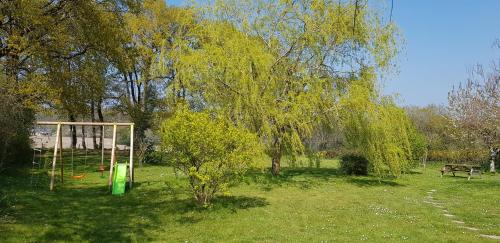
340,70,419,177
167,20,319,171
160,106,263,205
160,0,400,175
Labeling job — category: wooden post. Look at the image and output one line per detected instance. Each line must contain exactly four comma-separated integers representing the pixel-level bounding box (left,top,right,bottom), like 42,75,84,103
101,125,104,166
59,126,64,183
129,124,134,188
108,124,117,189
50,123,61,191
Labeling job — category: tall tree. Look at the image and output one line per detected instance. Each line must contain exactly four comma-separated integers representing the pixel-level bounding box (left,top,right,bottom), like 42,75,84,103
114,0,197,149
165,0,399,175
448,64,499,173
0,0,138,160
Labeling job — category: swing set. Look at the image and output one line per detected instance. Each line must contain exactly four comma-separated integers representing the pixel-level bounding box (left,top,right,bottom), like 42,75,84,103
35,121,135,191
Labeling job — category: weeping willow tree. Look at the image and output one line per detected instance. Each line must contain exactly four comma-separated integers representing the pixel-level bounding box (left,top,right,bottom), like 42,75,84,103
160,0,405,176
340,69,421,177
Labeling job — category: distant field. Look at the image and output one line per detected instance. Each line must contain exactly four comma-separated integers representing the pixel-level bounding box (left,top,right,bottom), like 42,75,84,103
1,157,499,242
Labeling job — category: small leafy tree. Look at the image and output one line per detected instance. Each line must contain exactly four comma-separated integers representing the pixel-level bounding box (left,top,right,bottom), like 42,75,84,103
160,107,262,205
408,124,428,162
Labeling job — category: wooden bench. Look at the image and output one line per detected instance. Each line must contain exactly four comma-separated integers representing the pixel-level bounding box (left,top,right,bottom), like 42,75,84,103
440,164,482,181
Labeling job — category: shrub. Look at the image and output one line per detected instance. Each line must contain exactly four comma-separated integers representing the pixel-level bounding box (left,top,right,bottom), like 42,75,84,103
143,151,166,164
340,154,369,175
0,88,34,171
137,129,163,165
160,107,262,205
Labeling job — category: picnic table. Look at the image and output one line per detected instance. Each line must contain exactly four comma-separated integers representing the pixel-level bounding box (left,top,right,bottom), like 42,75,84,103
440,164,482,181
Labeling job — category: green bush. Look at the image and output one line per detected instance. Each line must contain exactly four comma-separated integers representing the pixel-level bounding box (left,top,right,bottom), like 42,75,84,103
143,151,165,164
340,154,369,175
0,89,34,171
137,129,162,165
160,107,262,205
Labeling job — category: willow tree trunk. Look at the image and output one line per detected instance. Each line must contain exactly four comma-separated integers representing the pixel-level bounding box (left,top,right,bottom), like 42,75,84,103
271,136,283,176
272,155,281,176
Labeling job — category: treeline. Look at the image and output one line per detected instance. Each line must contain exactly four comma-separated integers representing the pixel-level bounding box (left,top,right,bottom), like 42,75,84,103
406,60,499,171
1,0,427,176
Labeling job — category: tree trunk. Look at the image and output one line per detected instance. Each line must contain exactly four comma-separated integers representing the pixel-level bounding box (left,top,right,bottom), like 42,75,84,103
129,72,136,103
91,100,98,149
272,154,281,176
69,114,77,149
81,125,86,150
271,135,282,176
97,99,104,149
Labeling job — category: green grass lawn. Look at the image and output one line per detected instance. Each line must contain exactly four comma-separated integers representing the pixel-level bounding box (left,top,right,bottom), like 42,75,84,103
1,155,499,242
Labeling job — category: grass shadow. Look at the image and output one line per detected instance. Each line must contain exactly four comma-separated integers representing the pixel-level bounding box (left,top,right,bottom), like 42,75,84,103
0,171,167,242
245,166,406,189
172,195,269,225
244,166,341,191
36,187,162,242
211,195,268,211
0,167,271,241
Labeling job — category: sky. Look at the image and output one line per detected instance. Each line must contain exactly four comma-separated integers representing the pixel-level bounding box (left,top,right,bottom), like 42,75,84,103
383,0,500,107
166,0,500,107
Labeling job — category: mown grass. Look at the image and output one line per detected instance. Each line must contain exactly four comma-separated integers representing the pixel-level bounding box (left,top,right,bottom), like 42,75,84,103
0,153,499,242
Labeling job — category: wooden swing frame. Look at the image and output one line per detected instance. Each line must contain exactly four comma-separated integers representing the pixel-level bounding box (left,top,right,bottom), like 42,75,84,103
36,121,135,191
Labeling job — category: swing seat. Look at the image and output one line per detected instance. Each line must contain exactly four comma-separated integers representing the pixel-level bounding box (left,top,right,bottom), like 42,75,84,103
98,165,107,172
72,174,86,180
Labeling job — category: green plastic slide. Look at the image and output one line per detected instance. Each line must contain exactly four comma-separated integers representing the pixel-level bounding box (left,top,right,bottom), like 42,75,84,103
112,163,127,195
